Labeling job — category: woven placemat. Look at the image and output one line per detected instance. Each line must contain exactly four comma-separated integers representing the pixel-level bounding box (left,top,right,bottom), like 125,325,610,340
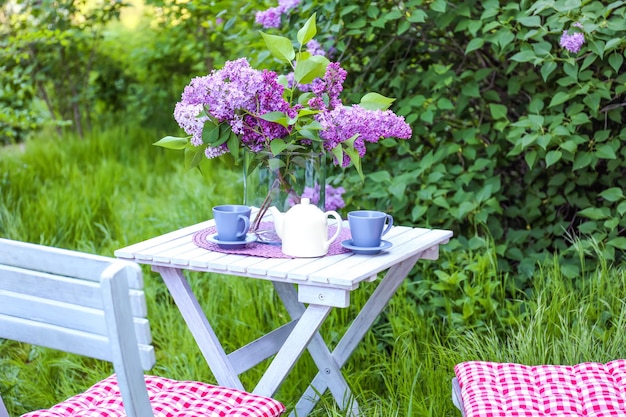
192,223,351,258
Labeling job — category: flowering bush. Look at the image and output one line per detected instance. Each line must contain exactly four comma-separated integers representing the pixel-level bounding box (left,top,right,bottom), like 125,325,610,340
155,14,411,215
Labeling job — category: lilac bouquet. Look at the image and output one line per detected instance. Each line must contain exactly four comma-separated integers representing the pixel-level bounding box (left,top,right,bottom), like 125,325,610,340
155,14,411,223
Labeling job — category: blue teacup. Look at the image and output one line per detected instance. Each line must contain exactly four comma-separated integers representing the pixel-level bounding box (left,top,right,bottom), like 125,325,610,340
212,205,251,241
348,210,393,248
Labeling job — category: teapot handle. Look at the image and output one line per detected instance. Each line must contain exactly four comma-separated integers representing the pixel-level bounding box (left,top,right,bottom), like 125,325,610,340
324,211,343,249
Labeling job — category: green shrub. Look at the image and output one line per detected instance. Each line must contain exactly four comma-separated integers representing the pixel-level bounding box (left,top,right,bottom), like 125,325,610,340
257,0,626,282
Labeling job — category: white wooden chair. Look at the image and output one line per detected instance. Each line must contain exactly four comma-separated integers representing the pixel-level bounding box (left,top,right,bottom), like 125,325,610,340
0,238,286,417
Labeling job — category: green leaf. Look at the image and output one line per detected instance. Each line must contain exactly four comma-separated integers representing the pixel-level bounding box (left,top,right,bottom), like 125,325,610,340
548,92,571,107
600,187,624,202
545,150,562,167
297,14,317,46
294,55,329,84
525,150,537,169
389,179,406,200
589,39,605,59
153,136,190,150
270,138,287,156
578,221,597,234
331,145,344,169
297,128,318,141
609,53,624,73
430,0,446,12
226,131,239,158
540,61,557,81
184,146,204,170
596,144,617,159
408,10,426,23
343,134,363,179
517,16,542,27
437,98,455,110
578,207,608,220
360,92,395,110
559,140,578,153
573,151,593,170
604,38,621,52
261,32,295,63
397,19,411,35
509,50,537,63
465,38,484,54
202,122,220,144
260,111,290,127
608,237,626,250
489,103,508,119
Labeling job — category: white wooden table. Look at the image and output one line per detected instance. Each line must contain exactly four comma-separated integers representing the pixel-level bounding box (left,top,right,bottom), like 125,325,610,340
115,215,452,416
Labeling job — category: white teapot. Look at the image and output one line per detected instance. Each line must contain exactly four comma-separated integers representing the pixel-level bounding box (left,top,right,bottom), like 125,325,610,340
269,198,342,257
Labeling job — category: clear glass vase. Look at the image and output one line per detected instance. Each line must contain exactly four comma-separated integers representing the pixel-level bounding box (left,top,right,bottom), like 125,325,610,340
243,150,326,244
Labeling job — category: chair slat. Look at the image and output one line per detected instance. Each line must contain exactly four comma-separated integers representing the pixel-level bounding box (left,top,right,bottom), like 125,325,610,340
0,289,151,345
0,313,155,371
0,238,143,288
0,264,147,317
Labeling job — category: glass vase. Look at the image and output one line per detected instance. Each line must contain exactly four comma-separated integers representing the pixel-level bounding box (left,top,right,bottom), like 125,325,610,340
243,150,326,244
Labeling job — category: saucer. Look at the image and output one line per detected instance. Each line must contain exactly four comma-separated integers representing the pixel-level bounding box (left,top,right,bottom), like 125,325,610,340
341,239,393,255
207,233,257,249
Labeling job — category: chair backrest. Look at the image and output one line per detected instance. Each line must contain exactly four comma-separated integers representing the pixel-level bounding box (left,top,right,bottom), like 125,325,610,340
0,238,156,417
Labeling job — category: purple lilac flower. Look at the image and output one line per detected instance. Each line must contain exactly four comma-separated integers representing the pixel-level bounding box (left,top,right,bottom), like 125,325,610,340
288,184,346,211
560,23,585,53
323,184,346,211
255,0,301,29
240,69,295,150
255,8,282,28
308,62,347,111
306,40,326,57
173,58,292,157
316,105,412,166
173,102,207,147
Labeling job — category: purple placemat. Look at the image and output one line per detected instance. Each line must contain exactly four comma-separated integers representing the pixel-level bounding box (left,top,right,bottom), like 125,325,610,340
192,223,352,258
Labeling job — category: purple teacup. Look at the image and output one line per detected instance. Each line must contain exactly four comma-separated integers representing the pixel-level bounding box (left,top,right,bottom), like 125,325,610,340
348,210,393,248
212,205,251,241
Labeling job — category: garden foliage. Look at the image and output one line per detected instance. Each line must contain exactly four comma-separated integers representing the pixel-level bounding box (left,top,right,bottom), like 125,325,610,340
263,0,626,283
0,0,127,141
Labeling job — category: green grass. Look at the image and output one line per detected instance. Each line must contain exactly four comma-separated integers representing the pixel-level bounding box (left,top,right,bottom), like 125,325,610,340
1,126,626,416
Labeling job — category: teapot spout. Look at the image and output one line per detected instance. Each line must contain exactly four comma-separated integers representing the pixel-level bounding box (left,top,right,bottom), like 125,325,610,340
268,206,284,238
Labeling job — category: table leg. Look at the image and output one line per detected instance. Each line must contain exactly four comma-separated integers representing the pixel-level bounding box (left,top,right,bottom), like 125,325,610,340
273,282,360,417
292,253,423,416
152,266,244,390
253,303,332,398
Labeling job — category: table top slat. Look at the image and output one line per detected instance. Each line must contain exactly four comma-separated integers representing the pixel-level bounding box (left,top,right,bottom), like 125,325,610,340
314,228,451,285
114,220,213,259
116,218,453,289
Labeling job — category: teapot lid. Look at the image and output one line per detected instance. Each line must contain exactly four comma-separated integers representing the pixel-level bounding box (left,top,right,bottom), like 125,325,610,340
301,197,310,205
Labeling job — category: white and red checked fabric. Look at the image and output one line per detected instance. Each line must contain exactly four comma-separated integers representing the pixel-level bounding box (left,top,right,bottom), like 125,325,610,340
455,360,626,417
21,374,286,417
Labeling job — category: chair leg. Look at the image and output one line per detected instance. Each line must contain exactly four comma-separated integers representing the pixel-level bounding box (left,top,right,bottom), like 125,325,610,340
0,396,9,417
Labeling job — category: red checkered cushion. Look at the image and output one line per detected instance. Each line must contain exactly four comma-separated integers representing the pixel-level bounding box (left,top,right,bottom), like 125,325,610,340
21,375,286,417
454,360,626,417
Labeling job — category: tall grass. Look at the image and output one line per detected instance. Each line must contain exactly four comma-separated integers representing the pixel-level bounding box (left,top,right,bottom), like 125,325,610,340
1,126,626,416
